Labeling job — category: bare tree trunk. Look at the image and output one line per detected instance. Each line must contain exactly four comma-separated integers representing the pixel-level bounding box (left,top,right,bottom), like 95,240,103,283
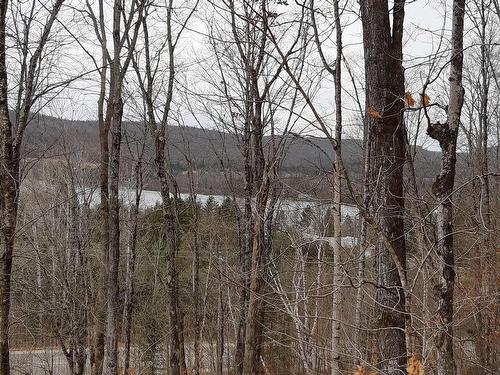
100,1,144,373
0,71,15,375
476,2,496,371
102,2,125,366
62,158,89,375
178,311,187,374
216,260,225,375
242,174,270,375
161,4,184,373
330,2,342,373
0,182,15,375
186,159,201,375
234,99,253,375
103,93,124,375
129,1,192,372
426,1,465,374
353,115,372,364
0,1,64,373
122,161,143,375
93,18,110,375
157,142,182,375
360,1,407,373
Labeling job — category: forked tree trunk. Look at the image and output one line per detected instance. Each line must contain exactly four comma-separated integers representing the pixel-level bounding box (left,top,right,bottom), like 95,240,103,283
426,1,465,374
102,0,144,372
360,1,407,373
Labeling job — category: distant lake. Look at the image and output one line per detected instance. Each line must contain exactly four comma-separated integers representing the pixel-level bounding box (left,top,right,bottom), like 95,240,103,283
82,187,359,222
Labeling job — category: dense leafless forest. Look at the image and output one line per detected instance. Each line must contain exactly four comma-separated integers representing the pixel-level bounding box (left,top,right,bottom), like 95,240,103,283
0,0,498,374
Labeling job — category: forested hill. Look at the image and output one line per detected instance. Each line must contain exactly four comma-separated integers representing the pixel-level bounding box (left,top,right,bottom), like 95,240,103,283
22,113,469,193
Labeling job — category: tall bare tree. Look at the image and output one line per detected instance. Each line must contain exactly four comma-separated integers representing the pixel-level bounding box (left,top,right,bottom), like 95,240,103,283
131,1,199,373
0,1,65,373
424,0,466,373
86,1,145,373
201,2,305,372
121,129,145,375
360,1,407,373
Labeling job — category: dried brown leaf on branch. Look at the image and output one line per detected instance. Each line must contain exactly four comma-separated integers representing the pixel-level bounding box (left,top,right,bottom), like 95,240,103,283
421,93,430,107
367,106,381,119
405,91,415,107
407,355,424,375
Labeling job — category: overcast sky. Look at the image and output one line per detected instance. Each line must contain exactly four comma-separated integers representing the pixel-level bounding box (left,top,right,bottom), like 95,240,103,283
33,0,468,151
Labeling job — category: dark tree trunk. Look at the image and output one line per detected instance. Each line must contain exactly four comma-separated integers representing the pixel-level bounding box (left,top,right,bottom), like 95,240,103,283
130,2,184,372
0,64,15,375
360,1,408,373
234,106,253,375
103,93,124,375
160,3,185,372
92,40,110,375
0,1,64,374
103,3,127,372
426,1,465,374
157,134,182,375
242,174,270,375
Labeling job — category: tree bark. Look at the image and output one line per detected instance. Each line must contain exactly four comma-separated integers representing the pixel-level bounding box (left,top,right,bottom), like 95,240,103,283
242,174,270,375
330,1,342,373
360,1,408,373
216,259,225,375
476,2,496,371
354,102,372,364
122,161,143,375
92,12,109,374
187,162,201,375
102,2,125,371
0,1,64,374
426,1,465,374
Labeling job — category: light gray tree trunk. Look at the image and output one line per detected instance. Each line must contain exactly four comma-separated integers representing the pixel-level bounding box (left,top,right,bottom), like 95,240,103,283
330,1,343,373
